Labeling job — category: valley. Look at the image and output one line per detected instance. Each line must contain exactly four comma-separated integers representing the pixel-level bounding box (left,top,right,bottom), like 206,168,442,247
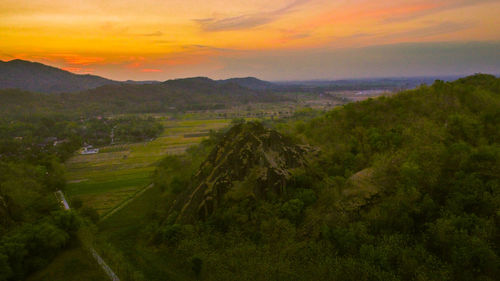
1,61,498,281
2,1,499,279
65,118,230,215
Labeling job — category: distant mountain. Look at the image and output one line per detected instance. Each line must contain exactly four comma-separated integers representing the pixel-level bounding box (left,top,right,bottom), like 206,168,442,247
0,59,122,93
218,77,276,90
0,59,275,94
162,76,276,90
70,77,288,114
124,80,161,85
274,76,465,92
0,76,290,117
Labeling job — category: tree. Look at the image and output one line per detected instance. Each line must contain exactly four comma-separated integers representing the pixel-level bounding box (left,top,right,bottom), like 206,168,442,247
191,256,203,278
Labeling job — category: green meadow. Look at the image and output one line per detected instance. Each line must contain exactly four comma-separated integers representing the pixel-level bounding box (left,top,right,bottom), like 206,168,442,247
94,185,192,281
65,118,230,215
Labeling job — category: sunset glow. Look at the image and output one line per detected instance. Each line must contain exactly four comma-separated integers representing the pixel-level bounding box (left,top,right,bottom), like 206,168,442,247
1,0,499,80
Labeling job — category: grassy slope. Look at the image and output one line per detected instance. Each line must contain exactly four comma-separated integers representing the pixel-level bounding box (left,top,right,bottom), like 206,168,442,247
26,241,106,281
95,186,192,281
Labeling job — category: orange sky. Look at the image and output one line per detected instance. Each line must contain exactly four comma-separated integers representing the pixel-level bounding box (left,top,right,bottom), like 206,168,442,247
1,0,499,80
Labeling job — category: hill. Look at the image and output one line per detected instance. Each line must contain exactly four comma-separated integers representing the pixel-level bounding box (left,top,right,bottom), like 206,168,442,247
219,77,276,90
0,59,120,93
142,74,500,280
71,77,288,114
0,76,290,117
171,122,312,223
0,59,277,94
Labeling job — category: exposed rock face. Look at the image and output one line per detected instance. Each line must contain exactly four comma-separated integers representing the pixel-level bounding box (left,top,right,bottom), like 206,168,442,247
175,122,312,223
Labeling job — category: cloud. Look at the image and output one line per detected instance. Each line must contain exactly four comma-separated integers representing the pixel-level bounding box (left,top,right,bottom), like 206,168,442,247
212,41,500,80
278,31,311,41
140,31,163,37
382,0,498,23
153,40,173,45
369,21,474,42
181,44,238,53
100,22,163,37
390,21,473,38
195,0,309,31
141,68,162,72
0,53,14,60
100,21,130,35
61,66,94,73
288,33,310,39
330,21,473,46
332,33,372,41
57,55,105,66
60,66,82,72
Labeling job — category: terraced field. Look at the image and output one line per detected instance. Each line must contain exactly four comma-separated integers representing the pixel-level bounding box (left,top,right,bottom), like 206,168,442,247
65,118,230,215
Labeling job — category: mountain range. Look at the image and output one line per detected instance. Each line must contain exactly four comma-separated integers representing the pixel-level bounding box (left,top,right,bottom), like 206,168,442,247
0,76,289,117
1,59,457,95
0,59,121,93
0,59,276,94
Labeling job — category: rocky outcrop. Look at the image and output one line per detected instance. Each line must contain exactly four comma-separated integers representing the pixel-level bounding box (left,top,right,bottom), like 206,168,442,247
175,122,312,223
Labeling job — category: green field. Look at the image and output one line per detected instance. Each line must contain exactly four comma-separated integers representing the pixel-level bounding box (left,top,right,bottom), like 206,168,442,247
95,185,192,281
65,118,230,215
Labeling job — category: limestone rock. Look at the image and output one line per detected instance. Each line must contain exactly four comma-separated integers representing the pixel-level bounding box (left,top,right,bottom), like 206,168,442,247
175,122,312,223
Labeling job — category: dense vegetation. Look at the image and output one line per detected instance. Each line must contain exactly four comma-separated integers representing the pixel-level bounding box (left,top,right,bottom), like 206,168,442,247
0,141,81,280
1,73,498,281
79,116,164,145
0,78,289,116
0,112,163,281
70,77,288,114
146,74,499,280
0,113,164,161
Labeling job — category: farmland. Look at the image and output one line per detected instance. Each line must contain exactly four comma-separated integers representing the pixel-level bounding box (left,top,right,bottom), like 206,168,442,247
64,118,230,215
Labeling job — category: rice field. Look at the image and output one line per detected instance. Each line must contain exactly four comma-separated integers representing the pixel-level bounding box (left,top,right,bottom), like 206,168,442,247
65,118,230,215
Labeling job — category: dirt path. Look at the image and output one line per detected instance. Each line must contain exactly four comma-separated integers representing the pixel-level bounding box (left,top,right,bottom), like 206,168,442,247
100,183,154,222
55,190,121,281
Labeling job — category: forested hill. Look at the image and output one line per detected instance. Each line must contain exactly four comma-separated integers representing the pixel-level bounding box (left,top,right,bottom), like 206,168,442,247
0,77,289,117
66,77,288,113
151,74,500,280
0,59,278,94
0,59,119,93
218,77,277,90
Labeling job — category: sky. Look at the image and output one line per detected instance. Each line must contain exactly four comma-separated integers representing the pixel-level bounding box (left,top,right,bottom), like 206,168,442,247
1,0,499,81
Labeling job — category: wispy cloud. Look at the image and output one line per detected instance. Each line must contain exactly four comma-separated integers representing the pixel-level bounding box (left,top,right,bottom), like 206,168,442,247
181,44,238,53
195,0,309,31
382,0,497,23
140,31,163,37
153,40,173,45
330,21,474,46
0,53,14,60
141,68,162,72
387,21,473,38
100,21,130,35
61,66,94,74
59,55,105,66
